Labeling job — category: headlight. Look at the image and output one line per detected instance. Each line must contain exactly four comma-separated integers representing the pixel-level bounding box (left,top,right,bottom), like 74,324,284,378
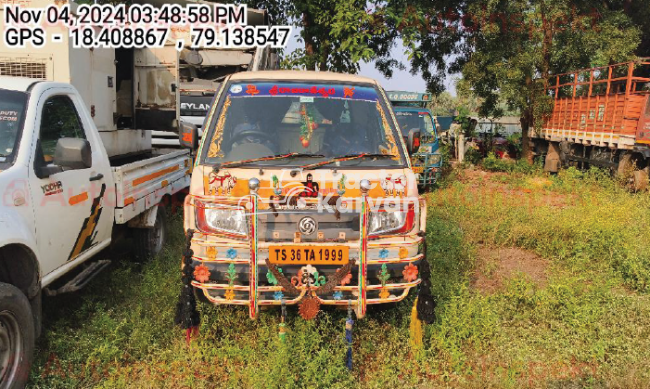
197,202,247,236
429,154,442,165
368,204,417,236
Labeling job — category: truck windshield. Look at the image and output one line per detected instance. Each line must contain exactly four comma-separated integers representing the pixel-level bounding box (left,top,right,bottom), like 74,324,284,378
202,81,406,167
0,89,27,169
395,111,436,138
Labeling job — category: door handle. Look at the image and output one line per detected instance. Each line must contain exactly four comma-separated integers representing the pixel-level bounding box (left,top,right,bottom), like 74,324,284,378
89,173,104,182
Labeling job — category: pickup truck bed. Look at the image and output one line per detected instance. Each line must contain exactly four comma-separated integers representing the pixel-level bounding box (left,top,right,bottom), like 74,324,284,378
113,149,191,224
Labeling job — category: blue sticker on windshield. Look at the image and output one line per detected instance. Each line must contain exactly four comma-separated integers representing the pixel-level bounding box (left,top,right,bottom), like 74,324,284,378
229,83,378,101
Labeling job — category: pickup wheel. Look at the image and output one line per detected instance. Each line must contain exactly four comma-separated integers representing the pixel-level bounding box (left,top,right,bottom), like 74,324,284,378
0,283,34,389
133,206,167,260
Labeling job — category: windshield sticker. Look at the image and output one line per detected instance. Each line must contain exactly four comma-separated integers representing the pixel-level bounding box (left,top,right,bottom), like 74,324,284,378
227,83,378,101
230,85,242,94
0,110,19,121
299,96,314,103
376,102,400,160
208,96,231,158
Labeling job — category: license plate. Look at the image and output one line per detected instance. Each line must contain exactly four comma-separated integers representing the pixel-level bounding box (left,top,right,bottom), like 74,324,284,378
269,246,349,265
412,166,424,173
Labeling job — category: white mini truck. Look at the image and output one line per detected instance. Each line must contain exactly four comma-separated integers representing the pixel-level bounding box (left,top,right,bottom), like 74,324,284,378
0,77,190,387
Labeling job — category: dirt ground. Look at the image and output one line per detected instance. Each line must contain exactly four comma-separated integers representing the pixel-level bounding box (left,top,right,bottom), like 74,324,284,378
472,246,549,294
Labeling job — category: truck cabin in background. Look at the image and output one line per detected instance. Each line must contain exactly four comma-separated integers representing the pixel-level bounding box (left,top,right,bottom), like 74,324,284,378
535,58,650,190
0,0,278,156
387,91,443,188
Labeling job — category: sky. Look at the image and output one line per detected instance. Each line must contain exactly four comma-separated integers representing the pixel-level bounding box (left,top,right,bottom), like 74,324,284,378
284,32,458,96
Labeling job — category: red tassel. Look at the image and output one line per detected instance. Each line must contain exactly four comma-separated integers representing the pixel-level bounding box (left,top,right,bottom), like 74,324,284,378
185,326,199,345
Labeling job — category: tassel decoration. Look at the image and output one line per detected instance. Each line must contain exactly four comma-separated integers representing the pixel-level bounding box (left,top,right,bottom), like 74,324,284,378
416,252,437,324
279,300,287,343
174,229,201,344
345,301,354,370
409,298,423,349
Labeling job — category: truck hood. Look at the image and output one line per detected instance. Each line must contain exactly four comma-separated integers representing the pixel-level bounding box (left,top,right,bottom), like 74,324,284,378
190,165,418,209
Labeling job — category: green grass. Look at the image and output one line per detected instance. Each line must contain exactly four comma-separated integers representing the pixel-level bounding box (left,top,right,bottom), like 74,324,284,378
28,168,650,388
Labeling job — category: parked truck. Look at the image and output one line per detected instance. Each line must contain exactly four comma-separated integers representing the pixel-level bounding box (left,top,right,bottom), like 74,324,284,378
535,58,650,189
176,71,435,328
387,91,442,188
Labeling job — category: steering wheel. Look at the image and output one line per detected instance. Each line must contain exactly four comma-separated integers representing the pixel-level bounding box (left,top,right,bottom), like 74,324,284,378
228,130,276,150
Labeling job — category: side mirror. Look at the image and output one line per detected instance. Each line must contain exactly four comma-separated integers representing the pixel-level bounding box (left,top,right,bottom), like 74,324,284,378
179,121,199,150
37,138,92,178
54,138,92,169
407,129,421,155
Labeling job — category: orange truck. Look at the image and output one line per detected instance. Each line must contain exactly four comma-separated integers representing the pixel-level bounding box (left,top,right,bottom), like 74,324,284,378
534,58,650,188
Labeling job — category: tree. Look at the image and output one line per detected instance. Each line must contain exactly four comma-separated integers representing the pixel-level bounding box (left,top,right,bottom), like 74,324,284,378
457,0,641,161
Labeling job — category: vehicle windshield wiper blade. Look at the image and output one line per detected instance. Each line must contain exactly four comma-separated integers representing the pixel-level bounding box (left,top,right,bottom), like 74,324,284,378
301,153,396,170
217,152,326,169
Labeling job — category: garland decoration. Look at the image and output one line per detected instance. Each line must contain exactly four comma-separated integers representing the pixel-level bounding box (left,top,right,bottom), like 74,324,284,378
299,103,318,148
345,301,354,370
174,229,201,345
416,232,436,324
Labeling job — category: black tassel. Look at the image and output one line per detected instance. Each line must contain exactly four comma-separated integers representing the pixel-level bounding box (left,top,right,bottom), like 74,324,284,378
417,257,437,324
174,229,201,340
345,303,354,370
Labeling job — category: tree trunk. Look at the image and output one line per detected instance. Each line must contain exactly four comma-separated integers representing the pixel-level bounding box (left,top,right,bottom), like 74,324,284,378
302,12,317,71
520,110,533,164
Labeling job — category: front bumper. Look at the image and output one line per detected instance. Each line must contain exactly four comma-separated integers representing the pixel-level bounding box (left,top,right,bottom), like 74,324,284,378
186,196,426,319
412,154,442,186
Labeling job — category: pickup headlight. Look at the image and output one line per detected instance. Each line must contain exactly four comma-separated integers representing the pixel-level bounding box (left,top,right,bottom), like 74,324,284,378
197,202,247,236
368,204,417,236
429,154,442,165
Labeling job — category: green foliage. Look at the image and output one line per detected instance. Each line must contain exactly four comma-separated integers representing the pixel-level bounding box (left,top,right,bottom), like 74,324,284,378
481,153,540,174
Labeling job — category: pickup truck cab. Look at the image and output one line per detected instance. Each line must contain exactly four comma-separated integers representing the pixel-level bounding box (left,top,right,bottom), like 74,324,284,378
180,71,432,321
387,91,443,188
0,77,190,387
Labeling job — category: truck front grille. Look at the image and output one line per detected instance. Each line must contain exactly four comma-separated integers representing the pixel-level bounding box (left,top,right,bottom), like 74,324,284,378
0,57,47,79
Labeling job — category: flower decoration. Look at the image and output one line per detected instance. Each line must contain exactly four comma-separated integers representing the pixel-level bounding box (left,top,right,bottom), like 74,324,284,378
333,291,343,300
378,264,390,299
267,267,282,285
379,248,389,259
402,264,419,282
226,248,237,259
399,247,409,259
225,289,235,300
206,246,217,260
299,295,320,320
193,264,211,283
274,291,284,300
340,273,352,286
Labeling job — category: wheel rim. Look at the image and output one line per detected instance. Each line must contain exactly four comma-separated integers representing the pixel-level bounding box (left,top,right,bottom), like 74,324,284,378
0,311,22,388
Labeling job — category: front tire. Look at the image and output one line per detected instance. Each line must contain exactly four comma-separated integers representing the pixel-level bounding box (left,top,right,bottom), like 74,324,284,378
0,283,35,389
133,206,167,260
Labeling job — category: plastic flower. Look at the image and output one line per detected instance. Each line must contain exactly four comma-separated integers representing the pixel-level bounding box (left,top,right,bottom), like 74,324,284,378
399,247,409,259
340,273,352,286
225,289,235,300
402,264,418,282
274,291,284,300
378,248,389,259
226,248,237,259
333,291,343,300
193,264,211,283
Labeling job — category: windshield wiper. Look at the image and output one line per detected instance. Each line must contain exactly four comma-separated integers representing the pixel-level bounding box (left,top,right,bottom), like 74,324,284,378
301,153,397,171
216,152,326,170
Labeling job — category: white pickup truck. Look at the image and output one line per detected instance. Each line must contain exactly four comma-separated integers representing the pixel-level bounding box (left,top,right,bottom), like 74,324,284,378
0,77,190,387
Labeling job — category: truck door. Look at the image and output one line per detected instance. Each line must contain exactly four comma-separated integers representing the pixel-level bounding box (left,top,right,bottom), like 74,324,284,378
134,47,180,132
29,89,114,276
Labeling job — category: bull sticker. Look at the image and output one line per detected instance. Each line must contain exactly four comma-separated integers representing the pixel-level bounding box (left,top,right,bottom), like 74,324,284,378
68,184,106,261
208,170,237,196
41,181,63,196
381,174,407,196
